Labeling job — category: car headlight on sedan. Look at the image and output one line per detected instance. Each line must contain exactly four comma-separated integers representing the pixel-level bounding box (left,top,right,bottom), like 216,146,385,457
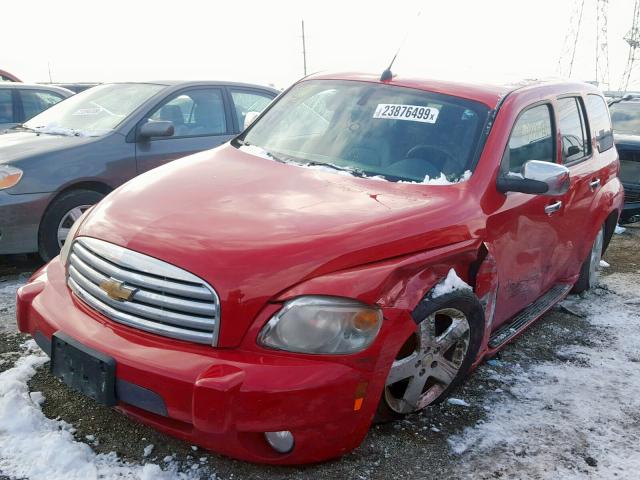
59,208,93,265
0,165,23,190
258,296,383,354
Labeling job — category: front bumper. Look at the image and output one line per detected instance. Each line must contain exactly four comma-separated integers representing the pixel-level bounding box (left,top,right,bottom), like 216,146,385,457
17,258,408,464
0,191,51,254
621,184,640,222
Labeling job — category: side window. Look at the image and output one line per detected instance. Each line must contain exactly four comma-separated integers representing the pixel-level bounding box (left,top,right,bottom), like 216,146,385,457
230,90,273,130
557,97,590,163
19,90,65,120
149,88,227,138
585,94,614,152
0,90,13,123
505,104,554,174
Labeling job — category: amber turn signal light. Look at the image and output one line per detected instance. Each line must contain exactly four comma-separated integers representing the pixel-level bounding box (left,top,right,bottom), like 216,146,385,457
0,166,23,190
353,310,380,331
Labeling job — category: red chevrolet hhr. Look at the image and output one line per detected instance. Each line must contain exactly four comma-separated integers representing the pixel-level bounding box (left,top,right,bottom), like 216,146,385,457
17,72,623,464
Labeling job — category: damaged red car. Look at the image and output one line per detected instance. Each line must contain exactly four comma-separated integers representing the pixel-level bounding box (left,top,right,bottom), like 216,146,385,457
17,72,623,464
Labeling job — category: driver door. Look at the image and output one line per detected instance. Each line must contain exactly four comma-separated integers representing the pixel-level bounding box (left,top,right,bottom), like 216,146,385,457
487,103,563,325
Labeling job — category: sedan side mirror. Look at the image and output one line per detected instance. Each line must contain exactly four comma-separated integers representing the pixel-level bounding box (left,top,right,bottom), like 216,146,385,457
138,120,174,139
566,145,581,157
243,111,260,130
497,160,570,196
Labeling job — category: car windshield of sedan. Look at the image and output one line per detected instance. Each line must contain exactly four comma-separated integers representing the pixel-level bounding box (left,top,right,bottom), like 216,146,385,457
23,83,164,137
236,80,490,183
609,101,640,136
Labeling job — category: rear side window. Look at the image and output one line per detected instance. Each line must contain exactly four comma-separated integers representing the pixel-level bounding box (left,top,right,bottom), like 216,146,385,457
557,97,590,163
0,89,14,123
230,90,273,131
505,104,554,174
585,94,614,152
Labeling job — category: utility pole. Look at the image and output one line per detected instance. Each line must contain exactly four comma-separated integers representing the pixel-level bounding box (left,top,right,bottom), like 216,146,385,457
47,62,53,83
301,19,307,76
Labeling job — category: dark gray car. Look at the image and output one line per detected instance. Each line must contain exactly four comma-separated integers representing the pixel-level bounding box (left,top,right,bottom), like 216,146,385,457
0,83,73,131
0,81,277,260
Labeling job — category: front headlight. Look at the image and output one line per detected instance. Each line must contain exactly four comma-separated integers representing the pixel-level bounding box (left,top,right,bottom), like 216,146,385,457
59,208,92,265
258,296,383,354
0,165,23,190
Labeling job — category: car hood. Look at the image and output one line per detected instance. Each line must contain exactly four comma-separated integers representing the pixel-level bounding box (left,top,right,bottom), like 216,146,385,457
0,130,98,164
80,144,476,346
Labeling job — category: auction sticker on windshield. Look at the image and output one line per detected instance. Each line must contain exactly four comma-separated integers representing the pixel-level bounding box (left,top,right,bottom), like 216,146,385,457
373,104,440,123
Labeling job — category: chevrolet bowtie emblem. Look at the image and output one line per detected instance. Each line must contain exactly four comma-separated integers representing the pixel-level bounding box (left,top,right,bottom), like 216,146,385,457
99,278,136,302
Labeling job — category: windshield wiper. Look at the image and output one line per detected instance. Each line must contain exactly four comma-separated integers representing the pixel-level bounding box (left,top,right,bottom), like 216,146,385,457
234,139,288,164
11,124,35,132
303,161,366,177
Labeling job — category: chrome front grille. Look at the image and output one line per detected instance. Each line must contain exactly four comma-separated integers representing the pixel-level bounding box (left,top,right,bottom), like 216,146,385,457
67,237,220,345
625,189,640,204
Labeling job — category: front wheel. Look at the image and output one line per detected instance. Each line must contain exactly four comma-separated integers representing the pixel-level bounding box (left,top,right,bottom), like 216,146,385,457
572,225,604,294
376,290,484,422
38,189,104,262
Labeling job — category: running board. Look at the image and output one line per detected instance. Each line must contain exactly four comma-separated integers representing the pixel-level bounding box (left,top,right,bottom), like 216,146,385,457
488,283,573,349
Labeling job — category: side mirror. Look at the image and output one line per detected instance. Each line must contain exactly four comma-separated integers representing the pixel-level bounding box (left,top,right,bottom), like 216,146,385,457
138,120,174,139
497,160,570,196
243,111,260,130
566,145,581,157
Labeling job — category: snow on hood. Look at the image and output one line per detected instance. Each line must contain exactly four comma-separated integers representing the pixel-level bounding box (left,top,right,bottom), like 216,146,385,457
239,144,470,184
29,122,107,137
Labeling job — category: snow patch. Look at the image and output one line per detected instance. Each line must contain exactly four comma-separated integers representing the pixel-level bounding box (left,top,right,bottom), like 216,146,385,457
614,225,626,234
29,122,106,137
599,260,610,268
447,398,471,407
432,269,472,298
0,345,200,480
448,273,640,478
400,170,472,185
0,274,30,332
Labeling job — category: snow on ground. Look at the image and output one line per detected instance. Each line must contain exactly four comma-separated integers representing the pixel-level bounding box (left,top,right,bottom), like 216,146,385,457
0,274,30,332
0,341,202,480
448,272,640,479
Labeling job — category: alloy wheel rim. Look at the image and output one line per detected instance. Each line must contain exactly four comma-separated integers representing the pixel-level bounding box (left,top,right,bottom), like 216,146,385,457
588,227,604,289
384,307,470,414
57,205,92,248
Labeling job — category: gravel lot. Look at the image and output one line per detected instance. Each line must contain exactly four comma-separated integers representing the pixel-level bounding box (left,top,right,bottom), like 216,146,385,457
0,225,638,479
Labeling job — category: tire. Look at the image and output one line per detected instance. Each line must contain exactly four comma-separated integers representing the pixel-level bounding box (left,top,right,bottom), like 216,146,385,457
571,225,604,294
375,289,484,422
38,189,104,262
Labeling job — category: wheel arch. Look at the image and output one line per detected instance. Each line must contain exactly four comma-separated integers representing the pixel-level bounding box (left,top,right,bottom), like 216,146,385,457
40,180,113,215
602,209,620,254
37,181,113,242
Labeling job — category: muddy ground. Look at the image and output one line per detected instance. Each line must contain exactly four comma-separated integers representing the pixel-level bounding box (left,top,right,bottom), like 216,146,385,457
0,224,638,479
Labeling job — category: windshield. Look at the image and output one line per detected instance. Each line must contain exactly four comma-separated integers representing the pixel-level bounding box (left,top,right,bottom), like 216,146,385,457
236,80,490,183
609,101,640,136
23,83,164,137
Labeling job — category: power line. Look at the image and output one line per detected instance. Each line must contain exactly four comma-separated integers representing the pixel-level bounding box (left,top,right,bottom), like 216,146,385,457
619,0,640,92
557,0,585,78
595,0,610,88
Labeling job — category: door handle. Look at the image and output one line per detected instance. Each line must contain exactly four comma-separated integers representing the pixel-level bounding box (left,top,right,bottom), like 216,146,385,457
589,178,601,190
544,200,562,215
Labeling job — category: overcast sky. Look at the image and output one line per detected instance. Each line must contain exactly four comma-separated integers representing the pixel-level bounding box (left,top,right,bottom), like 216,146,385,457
3,0,639,91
